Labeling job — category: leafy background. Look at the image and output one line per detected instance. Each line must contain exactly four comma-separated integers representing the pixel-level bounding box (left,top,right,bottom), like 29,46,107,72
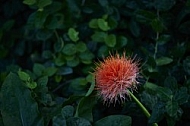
0,0,190,126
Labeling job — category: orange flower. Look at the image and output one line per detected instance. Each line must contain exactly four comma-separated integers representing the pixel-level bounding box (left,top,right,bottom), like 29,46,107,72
95,52,140,105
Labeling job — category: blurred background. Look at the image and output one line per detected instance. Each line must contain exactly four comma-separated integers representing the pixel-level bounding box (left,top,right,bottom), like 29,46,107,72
0,0,190,126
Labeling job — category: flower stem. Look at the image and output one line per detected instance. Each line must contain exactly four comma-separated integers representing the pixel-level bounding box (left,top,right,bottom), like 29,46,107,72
128,90,158,126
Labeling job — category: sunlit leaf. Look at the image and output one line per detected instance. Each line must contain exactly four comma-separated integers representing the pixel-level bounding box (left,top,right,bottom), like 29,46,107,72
68,28,79,42
26,81,37,89
62,44,77,55
76,42,87,52
156,57,173,66
44,67,57,76
98,19,110,31
23,0,36,5
89,19,98,29
91,31,107,42
18,70,30,81
104,34,116,47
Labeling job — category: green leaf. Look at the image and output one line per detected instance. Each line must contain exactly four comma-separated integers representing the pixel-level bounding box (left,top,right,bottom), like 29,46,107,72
144,82,159,92
66,58,80,67
44,67,57,76
46,14,64,29
104,34,116,47
18,70,30,81
129,20,140,37
42,50,53,59
58,67,73,75
85,83,95,97
36,30,53,41
166,101,179,117
76,42,87,52
91,31,107,42
75,96,97,122
37,76,48,87
98,19,110,31
54,37,64,52
149,102,165,124
140,91,158,110
147,56,157,73
55,75,62,83
61,105,74,119
26,81,37,89
33,63,45,76
157,87,173,101
23,0,36,5
68,28,79,42
27,11,48,29
67,117,91,126
94,115,132,126
37,76,48,92
174,87,189,105
37,0,52,9
55,53,65,66
144,82,173,101
62,43,77,55
71,78,88,86
164,76,178,91
151,18,165,33
89,19,98,29
52,115,66,126
156,57,173,66
65,55,75,61
183,56,190,75
117,36,128,48
108,17,118,29
157,35,171,45
166,116,177,126
1,73,44,126
79,51,94,64
98,45,109,58
171,43,186,58
62,95,83,106
85,74,95,96
135,10,156,23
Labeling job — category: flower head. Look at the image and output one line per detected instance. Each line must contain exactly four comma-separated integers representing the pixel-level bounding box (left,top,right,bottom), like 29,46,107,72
94,52,140,105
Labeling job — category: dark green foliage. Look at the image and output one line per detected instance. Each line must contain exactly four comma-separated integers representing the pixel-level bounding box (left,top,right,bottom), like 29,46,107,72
1,73,44,126
94,115,131,126
1,0,190,126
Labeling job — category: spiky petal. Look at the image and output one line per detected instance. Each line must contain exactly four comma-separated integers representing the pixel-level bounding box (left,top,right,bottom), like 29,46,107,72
95,53,139,105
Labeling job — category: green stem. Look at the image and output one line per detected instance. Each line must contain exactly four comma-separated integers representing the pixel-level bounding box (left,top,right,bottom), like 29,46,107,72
128,90,158,126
